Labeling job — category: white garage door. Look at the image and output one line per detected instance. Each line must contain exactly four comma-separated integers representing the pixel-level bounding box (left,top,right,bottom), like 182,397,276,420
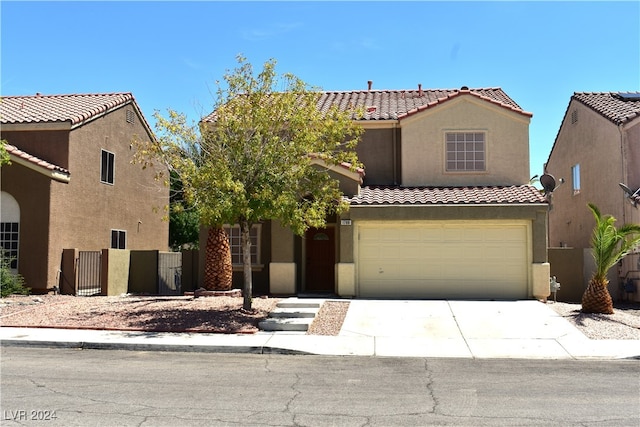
357,221,529,299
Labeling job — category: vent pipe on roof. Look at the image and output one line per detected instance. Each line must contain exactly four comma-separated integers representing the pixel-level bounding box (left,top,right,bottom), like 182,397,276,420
367,80,372,91
418,84,423,97
461,86,469,90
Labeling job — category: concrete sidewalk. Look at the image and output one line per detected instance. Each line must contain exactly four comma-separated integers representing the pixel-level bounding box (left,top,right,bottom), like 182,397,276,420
1,300,639,359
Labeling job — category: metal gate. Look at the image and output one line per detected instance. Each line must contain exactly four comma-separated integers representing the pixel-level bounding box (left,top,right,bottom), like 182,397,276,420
77,251,102,296
158,252,182,295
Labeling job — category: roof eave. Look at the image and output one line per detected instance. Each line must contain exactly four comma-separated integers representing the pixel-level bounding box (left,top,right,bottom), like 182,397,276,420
8,155,71,183
1,121,71,131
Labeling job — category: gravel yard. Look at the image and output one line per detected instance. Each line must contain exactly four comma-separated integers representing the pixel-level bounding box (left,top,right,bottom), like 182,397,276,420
1,294,638,339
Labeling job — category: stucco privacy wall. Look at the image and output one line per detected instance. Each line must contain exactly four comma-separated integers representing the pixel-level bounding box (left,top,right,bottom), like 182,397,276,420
401,96,531,187
102,249,130,296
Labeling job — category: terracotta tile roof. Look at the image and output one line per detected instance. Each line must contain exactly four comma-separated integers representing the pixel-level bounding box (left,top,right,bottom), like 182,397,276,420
0,93,138,129
201,87,531,122
572,92,640,125
4,143,70,181
346,185,547,206
318,87,532,121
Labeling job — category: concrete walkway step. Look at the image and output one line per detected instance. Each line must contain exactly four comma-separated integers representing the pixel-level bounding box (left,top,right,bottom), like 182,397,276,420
269,307,319,318
259,318,313,332
276,299,322,309
259,298,323,332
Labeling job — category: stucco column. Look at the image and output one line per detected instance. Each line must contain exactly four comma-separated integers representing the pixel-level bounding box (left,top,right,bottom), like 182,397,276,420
336,216,356,297
269,220,296,295
532,262,550,301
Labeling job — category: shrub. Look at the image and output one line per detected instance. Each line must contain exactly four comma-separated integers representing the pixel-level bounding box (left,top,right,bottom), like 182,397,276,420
1,258,30,298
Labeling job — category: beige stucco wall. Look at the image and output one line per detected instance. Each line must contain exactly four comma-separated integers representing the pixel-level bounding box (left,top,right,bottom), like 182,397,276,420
546,101,627,249
102,249,130,296
44,106,169,289
400,95,531,187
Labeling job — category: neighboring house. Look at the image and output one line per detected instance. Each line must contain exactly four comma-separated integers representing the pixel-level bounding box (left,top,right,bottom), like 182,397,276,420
0,93,169,293
202,85,549,300
545,92,640,300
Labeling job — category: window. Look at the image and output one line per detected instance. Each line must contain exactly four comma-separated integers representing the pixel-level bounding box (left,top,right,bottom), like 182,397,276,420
0,222,19,269
225,225,260,265
111,230,126,249
572,164,581,195
101,150,115,184
446,132,485,172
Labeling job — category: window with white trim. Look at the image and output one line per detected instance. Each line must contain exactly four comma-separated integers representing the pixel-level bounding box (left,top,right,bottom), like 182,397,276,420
224,224,260,265
111,230,126,249
446,132,486,172
101,149,115,184
572,164,581,195
1,222,19,269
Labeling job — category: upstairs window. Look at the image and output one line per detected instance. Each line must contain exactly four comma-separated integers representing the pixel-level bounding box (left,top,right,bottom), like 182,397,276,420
446,132,486,172
101,150,115,184
111,230,126,249
572,164,581,195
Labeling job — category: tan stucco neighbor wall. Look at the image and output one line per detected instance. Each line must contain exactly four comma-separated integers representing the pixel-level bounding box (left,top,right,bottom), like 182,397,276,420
1,163,53,290
42,107,169,290
546,101,626,250
400,95,531,187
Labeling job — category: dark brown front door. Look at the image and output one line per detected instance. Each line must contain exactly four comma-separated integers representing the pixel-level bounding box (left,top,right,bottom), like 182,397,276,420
305,227,335,292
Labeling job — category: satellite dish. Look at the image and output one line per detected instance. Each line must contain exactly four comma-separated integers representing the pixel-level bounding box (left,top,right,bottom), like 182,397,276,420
619,183,639,208
540,174,557,193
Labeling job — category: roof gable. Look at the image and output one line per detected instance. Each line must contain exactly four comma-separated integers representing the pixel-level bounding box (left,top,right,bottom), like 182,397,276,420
572,92,640,125
0,93,154,135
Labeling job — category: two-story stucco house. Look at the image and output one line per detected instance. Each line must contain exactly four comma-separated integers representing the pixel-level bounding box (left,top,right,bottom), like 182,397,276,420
545,92,640,300
202,85,550,300
0,93,169,294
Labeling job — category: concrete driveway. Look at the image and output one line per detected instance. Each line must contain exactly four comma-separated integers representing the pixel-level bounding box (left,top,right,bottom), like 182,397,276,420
333,299,639,359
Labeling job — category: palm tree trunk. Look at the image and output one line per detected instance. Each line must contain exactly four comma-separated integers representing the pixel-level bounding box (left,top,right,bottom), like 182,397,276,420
203,227,233,291
581,278,614,314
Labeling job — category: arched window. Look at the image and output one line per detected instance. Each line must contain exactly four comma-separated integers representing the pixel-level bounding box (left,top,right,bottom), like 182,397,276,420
1,192,20,270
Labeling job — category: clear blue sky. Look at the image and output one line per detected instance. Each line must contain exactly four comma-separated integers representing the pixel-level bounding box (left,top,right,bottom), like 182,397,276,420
2,1,639,177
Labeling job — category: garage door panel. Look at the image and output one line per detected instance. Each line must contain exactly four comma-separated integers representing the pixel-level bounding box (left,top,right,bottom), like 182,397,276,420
357,222,528,299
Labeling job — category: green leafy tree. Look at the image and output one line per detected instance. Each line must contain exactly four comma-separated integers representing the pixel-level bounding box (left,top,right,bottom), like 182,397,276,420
582,203,640,314
0,139,10,166
169,170,199,251
135,56,363,309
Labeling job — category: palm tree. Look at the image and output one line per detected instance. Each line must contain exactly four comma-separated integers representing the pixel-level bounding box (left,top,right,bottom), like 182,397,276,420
203,226,233,291
582,203,640,314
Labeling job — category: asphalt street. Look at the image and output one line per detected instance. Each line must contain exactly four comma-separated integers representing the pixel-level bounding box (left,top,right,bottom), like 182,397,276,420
2,347,638,426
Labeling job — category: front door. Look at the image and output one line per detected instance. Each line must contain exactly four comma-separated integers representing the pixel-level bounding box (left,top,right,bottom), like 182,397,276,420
305,227,335,293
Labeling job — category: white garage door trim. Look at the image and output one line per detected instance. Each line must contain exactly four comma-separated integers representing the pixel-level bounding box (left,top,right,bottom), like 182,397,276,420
355,220,531,299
